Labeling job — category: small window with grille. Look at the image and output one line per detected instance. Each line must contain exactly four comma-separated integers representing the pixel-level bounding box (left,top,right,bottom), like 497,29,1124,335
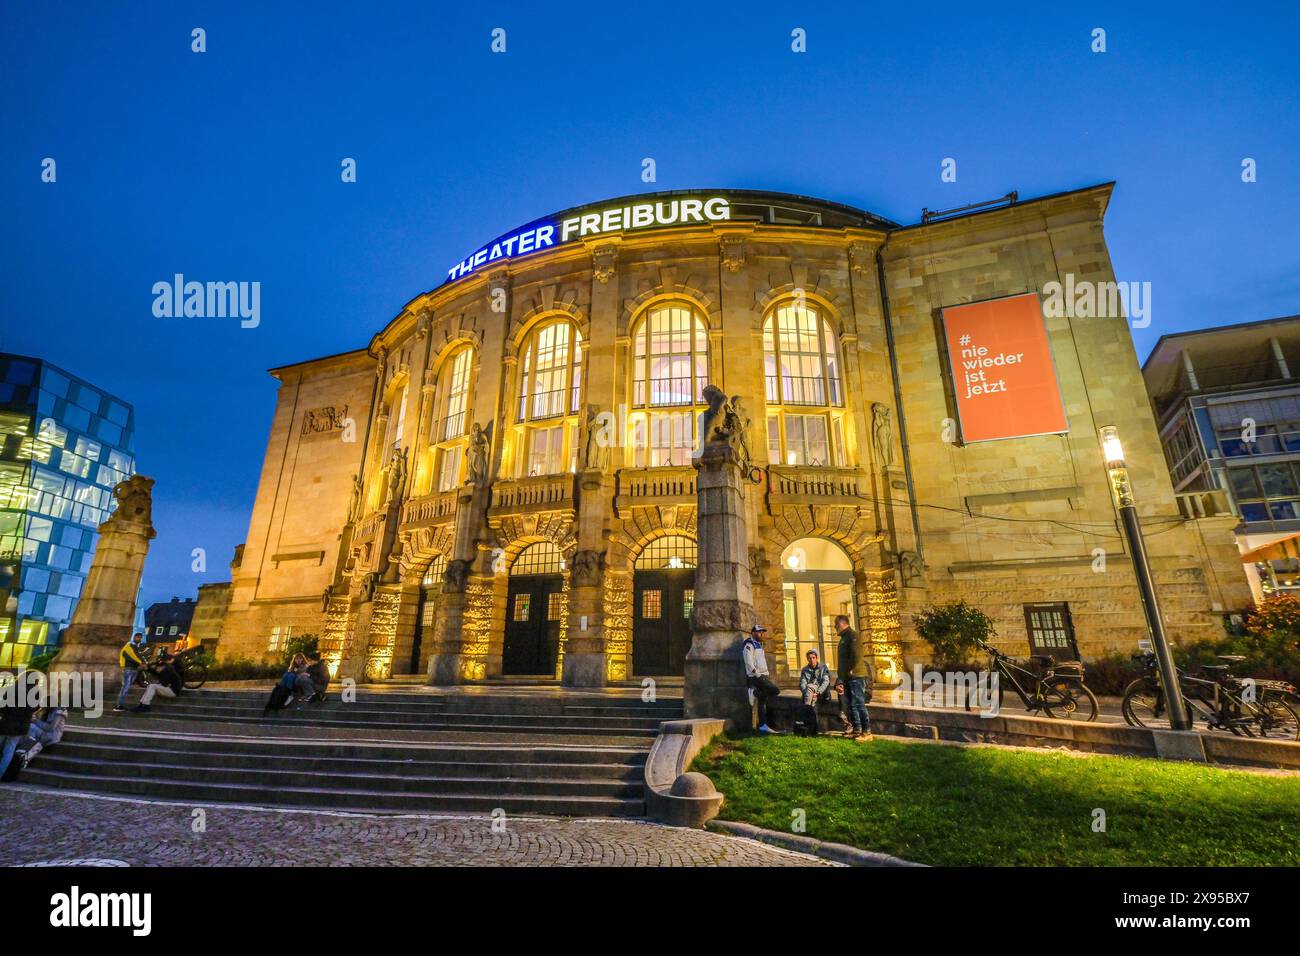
547,592,564,621
512,593,531,622
641,589,662,619
1024,603,1077,659
683,589,695,619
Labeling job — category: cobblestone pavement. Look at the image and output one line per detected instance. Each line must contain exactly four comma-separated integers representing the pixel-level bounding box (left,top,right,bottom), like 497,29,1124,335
0,787,830,867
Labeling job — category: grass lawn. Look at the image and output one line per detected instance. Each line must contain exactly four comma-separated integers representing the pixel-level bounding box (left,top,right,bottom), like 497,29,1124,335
691,734,1300,866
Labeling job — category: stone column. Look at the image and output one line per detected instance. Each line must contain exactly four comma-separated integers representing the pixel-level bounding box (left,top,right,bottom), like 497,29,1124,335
563,470,614,686
52,476,157,693
686,393,756,728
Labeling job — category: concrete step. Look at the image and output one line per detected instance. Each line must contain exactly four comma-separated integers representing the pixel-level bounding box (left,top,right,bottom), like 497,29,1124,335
188,688,683,716
54,738,644,780
94,708,661,738
32,753,644,797
21,766,646,817
143,699,667,730
58,728,646,766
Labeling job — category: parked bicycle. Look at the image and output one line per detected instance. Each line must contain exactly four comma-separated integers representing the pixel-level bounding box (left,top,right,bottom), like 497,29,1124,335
1121,652,1299,740
963,637,1099,721
143,644,208,690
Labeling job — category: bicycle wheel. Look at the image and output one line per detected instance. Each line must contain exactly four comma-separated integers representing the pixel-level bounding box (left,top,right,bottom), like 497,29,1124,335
1256,694,1300,741
1043,681,1099,722
1121,677,1163,727
183,661,207,690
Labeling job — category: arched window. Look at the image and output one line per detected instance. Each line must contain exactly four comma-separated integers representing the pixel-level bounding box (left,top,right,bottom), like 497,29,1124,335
511,540,564,576
629,303,710,467
431,346,475,491
763,302,847,467
515,319,583,476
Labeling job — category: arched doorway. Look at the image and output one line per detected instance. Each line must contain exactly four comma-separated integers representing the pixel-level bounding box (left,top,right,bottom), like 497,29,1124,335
503,541,565,676
410,555,445,675
633,535,696,676
781,538,855,673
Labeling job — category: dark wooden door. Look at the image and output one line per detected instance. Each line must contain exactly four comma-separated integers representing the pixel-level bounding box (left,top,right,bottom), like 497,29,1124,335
503,574,563,675
633,569,694,676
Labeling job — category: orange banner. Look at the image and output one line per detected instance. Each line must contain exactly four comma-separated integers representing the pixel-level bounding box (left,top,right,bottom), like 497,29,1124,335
941,293,1068,443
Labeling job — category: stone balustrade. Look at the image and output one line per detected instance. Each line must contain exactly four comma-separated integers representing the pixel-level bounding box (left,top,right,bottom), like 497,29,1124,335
614,466,696,512
765,464,868,506
490,473,576,514
1175,488,1233,520
400,489,459,527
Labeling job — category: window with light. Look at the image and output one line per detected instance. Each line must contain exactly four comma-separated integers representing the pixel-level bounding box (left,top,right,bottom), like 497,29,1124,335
516,319,583,476
629,304,709,467
763,302,847,467
432,346,474,492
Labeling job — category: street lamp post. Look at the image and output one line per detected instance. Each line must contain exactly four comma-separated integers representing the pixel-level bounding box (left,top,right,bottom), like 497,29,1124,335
1099,426,1191,731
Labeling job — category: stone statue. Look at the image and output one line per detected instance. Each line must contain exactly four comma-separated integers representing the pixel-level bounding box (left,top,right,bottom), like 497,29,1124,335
321,584,333,613
108,474,155,529
697,384,731,453
467,422,492,486
871,403,895,469
387,448,408,502
581,404,609,472
347,473,363,524
358,572,379,603
726,395,753,473
443,558,470,592
899,550,924,587
570,549,605,587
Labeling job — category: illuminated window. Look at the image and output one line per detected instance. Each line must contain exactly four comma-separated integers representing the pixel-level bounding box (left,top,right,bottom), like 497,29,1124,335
641,589,662,619
268,625,292,652
511,541,564,576
432,346,475,492
764,302,847,467
512,593,531,621
683,589,695,619
629,304,709,467
635,535,698,569
547,592,564,621
516,320,583,476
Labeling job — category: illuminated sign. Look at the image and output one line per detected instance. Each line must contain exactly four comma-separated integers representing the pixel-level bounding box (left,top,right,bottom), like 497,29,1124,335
445,195,731,283
941,293,1068,443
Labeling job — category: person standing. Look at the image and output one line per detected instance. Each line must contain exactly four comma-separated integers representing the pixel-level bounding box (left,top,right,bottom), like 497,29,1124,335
836,614,873,740
742,625,779,734
114,632,147,711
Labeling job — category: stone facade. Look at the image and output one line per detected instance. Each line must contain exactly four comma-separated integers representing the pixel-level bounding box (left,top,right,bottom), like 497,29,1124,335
213,186,1253,685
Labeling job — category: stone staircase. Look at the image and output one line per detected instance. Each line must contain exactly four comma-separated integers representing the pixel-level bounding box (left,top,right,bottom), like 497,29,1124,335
23,687,683,818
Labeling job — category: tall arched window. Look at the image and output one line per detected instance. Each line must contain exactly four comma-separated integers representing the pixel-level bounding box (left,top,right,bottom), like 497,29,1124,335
515,318,583,476
431,345,474,491
629,303,709,467
763,302,847,467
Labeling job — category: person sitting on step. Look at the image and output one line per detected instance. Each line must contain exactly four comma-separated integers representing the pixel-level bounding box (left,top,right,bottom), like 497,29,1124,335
132,647,184,713
294,650,330,704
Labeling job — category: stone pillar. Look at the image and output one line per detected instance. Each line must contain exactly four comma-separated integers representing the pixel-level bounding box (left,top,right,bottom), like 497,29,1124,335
426,479,491,684
686,396,756,728
52,476,157,692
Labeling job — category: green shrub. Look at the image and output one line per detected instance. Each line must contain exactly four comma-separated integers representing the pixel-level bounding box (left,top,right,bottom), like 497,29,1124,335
205,656,284,682
914,601,995,670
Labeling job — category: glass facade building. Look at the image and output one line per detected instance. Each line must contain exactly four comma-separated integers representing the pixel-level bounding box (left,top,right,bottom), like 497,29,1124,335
0,353,135,667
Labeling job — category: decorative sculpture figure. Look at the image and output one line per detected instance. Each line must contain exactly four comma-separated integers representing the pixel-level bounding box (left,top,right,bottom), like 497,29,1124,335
871,402,895,469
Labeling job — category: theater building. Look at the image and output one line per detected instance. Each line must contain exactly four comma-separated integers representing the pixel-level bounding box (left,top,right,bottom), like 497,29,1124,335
214,186,1251,685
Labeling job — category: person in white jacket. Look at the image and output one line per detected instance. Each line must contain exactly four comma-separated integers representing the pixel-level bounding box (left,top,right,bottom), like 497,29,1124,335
742,625,780,733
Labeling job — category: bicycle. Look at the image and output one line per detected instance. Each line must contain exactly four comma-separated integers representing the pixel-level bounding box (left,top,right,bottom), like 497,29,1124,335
1121,652,1300,740
143,645,208,690
963,637,1099,721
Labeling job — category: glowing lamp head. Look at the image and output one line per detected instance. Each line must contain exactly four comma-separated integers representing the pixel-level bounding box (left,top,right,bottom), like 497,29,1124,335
1099,426,1125,469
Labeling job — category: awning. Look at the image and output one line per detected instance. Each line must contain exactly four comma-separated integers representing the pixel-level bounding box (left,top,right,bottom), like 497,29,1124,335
1240,532,1300,564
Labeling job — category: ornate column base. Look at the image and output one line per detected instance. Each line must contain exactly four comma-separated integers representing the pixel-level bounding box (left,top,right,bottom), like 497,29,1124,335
50,623,134,693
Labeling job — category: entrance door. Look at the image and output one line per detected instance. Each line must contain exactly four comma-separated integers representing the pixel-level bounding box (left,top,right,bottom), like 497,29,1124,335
633,569,693,676
503,575,563,675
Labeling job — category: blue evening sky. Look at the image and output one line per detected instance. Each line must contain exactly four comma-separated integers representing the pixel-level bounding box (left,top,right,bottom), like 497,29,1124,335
1,1,1296,607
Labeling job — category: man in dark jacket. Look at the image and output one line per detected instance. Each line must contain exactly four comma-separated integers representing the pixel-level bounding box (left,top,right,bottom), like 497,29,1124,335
296,651,330,703
836,614,873,740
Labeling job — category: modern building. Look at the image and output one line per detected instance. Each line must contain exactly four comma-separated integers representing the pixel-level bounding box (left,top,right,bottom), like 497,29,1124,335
1144,315,1300,600
214,186,1252,685
144,596,197,645
0,353,136,667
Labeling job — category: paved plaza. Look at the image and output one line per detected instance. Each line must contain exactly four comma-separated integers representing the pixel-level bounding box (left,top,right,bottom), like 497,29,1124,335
0,786,830,867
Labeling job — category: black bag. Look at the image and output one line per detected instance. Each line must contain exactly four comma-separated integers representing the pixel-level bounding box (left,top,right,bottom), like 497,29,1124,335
264,683,293,713
792,702,821,736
